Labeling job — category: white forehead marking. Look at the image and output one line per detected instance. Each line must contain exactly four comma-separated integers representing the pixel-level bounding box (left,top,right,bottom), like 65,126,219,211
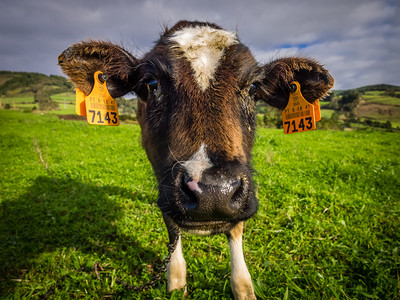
182,143,213,182
169,26,238,91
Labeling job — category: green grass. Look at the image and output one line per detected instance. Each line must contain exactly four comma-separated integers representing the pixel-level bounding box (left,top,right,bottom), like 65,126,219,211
0,110,399,299
392,121,400,129
44,104,76,115
51,92,75,102
320,109,336,118
363,91,400,106
1,95,35,104
1,92,76,114
318,101,331,108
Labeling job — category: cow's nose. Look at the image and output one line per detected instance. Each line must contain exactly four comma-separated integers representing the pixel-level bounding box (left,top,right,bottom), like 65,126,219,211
180,170,248,220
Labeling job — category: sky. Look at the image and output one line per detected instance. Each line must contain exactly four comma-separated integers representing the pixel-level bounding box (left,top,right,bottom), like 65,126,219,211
0,0,399,90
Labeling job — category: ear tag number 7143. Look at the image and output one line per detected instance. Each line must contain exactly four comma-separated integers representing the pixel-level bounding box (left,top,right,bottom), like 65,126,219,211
75,71,120,126
282,81,321,134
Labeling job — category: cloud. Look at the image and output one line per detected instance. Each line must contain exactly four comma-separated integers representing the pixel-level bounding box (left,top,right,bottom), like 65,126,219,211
0,0,399,90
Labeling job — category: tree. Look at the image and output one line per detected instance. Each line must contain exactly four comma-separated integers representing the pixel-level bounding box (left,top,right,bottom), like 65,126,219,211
263,108,282,128
338,90,361,112
35,88,59,111
384,121,392,129
324,92,339,110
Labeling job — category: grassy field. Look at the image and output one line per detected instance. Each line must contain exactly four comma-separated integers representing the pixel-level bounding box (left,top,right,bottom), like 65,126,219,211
0,110,399,299
362,91,400,106
0,92,75,111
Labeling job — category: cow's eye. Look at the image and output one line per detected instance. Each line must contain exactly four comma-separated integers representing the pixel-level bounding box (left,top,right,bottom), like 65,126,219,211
147,79,158,93
248,83,257,97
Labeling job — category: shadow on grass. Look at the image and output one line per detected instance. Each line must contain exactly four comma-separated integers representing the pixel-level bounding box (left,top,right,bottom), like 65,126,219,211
0,176,159,283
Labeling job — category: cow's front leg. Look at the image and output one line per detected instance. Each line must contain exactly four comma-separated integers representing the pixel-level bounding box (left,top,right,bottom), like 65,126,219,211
167,234,187,292
227,222,256,300
164,216,187,293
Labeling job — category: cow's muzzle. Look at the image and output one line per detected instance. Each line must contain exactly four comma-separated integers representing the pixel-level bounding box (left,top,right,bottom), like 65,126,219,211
160,165,258,234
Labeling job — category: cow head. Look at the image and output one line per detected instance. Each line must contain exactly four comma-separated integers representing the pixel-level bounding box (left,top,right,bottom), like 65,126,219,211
58,21,333,236
58,20,333,298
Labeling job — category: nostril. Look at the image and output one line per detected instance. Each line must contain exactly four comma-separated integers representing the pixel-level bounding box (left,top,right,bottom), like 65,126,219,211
180,175,198,210
221,178,241,200
231,178,241,190
186,179,203,194
178,172,250,219
230,178,247,207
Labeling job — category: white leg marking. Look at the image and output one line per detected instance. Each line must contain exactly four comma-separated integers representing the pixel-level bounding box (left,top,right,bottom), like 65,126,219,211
167,235,187,293
228,222,256,300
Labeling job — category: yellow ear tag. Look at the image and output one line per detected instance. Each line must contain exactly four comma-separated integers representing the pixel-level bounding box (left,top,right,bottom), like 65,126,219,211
83,71,119,126
282,81,317,134
75,88,87,116
313,99,321,122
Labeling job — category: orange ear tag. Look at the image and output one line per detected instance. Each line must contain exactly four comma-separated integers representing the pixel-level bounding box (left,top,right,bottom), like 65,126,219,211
83,71,119,126
314,99,321,122
75,88,87,116
282,81,317,134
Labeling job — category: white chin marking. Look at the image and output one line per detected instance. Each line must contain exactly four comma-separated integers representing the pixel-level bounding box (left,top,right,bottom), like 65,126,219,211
170,26,238,91
181,143,213,182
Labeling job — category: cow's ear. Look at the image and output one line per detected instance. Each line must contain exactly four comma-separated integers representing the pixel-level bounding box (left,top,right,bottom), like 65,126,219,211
255,57,334,110
58,40,139,98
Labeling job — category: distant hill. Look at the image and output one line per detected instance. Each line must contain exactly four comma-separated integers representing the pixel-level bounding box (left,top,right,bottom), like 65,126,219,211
0,71,136,116
354,85,400,128
353,84,400,93
0,71,73,97
1,70,399,128
0,71,74,111
321,84,400,129
256,83,400,130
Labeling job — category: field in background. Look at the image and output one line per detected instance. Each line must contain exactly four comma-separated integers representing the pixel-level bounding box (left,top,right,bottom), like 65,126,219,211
1,110,399,299
1,71,400,130
356,90,400,128
0,92,76,114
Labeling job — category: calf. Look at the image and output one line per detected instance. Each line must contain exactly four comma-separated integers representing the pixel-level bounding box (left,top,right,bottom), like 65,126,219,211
58,20,333,299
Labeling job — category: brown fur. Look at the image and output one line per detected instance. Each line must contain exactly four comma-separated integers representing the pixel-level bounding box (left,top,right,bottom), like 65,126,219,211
256,57,334,109
169,56,248,161
58,20,334,299
58,40,138,97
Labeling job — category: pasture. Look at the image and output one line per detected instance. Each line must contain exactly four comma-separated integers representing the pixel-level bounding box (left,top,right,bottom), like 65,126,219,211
0,110,399,299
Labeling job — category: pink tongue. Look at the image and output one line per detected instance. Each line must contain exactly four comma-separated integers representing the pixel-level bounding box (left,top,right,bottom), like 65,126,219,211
187,180,203,194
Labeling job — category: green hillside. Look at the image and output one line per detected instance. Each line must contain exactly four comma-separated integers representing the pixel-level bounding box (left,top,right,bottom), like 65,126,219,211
1,71,400,129
0,71,72,94
0,71,137,116
259,83,400,130
353,83,400,93
324,84,400,128
0,71,74,112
